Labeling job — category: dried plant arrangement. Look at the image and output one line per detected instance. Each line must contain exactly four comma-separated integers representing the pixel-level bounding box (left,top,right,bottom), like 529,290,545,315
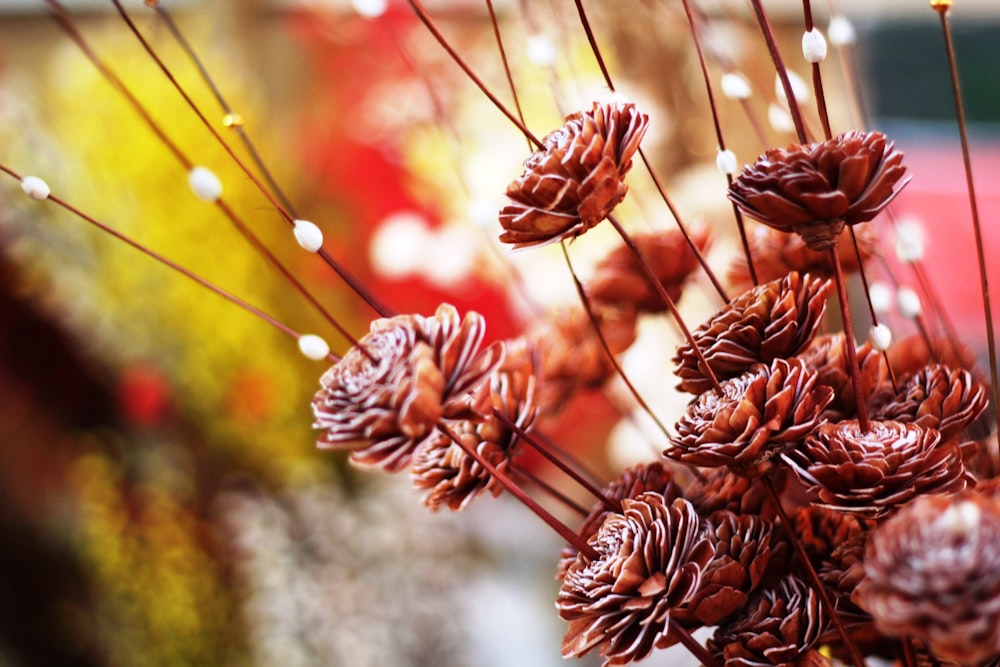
2,0,999,665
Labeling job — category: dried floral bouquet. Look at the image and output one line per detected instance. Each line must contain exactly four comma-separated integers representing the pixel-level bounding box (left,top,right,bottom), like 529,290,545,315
3,1,1000,666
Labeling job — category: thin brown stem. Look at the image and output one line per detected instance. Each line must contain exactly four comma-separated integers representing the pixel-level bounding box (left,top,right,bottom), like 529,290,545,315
679,0,758,286
606,215,724,394
484,0,532,153
669,623,720,667
512,466,588,517
802,0,833,139
560,242,676,441
0,164,324,357
437,421,598,560
762,476,866,667
934,2,1000,472
494,409,619,513
830,245,870,431
406,0,543,149
749,0,808,144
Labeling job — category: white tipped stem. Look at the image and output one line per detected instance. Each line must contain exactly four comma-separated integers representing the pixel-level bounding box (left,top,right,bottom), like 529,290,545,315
293,219,324,253
894,219,926,263
802,28,828,64
526,34,557,67
897,287,923,319
351,0,387,18
188,166,222,202
298,334,331,361
774,70,809,103
20,176,51,200
715,149,737,175
721,72,752,100
868,323,893,351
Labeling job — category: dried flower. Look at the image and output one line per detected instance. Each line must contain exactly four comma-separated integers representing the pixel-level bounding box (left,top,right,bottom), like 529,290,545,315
558,462,683,580
312,304,503,472
685,468,776,521
499,101,649,248
668,357,833,475
673,272,832,395
587,226,711,313
784,419,969,519
855,491,1000,664
871,363,988,441
728,131,908,250
797,332,889,421
410,341,539,511
557,493,713,666
675,511,774,627
527,305,636,416
728,223,878,291
709,574,830,667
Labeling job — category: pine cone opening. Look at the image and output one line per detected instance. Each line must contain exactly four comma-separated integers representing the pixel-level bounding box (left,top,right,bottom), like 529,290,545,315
499,101,649,248
797,332,889,421
312,304,503,472
784,419,969,519
728,131,908,250
855,491,1000,664
667,357,833,475
673,272,832,395
557,494,713,666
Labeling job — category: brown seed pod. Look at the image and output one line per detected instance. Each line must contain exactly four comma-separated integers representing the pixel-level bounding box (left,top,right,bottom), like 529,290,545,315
499,101,649,248
855,491,1000,664
673,272,832,395
783,419,969,519
797,332,890,422
728,131,908,250
312,304,503,472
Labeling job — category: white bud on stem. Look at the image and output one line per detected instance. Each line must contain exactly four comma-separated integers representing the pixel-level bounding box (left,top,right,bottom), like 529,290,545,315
802,28,828,64
188,166,222,202
715,148,737,175
526,35,557,67
293,219,324,253
20,176,51,200
897,287,923,318
895,218,926,263
298,334,331,361
868,323,893,351
721,72,752,100
869,282,894,314
827,16,857,46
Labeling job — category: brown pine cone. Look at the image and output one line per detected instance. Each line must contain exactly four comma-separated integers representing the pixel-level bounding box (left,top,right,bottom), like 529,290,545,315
499,101,649,248
685,468,776,521
855,491,1000,664
728,131,908,250
797,332,890,421
673,272,832,395
728,223,878,292
527,305,637,417
667,357,834,475
674,510,774,627
312,304,503,472
783,419,969,519
557,461,683,580
791,505,868,570
709,574,830,667
817,533,886,659
871,363,988,441
587,226,711,313
557,493,714,666
410,341,539,511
